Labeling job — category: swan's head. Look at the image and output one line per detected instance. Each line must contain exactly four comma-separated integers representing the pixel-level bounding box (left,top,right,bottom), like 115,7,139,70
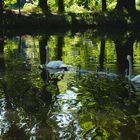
96,66,100,72
96,66,109,73
127,55,131,61
59,64,72,71
125,68,128,77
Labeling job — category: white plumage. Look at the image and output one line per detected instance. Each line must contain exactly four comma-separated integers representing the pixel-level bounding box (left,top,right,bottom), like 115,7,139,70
46,60,63,69
39,60,71,74
127,55,140,84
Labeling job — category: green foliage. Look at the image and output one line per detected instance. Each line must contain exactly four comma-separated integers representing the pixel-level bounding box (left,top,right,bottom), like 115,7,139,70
48,0,58,12
66,3,89,13
107,0,117,10
23,2,40,13
48,36,58,60
2,0,140,14
4,0,16,6
136,0,140,10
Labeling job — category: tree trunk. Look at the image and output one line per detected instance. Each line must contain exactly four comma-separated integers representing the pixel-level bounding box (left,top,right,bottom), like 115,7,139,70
99,39,105,70
57,36,64,60
102,0,107,11
125,0,136,12
115,0,123,11
0,37,5,73
115,36,134,74
39,35,50,83
39,35,49,65
58,0,64,13
0,0,3,14
38,0,50,15
115,0,136,13
17,0,21,15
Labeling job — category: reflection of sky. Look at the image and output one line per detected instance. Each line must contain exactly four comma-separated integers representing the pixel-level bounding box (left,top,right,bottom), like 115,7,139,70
50,88,84,140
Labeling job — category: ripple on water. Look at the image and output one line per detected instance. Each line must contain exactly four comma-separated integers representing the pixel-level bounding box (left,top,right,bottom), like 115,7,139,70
0,98,10,135
56,90,77,100
50,88,83,139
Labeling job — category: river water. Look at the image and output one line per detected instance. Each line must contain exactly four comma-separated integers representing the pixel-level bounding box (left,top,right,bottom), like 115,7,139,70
0,30,140,140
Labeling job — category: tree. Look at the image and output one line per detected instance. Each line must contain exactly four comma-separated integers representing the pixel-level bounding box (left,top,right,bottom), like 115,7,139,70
115,0,136,13
114,35,134,74
39,35,49,65
17,0,21,15
0,0,3,14
99,39,105,70
58,0,64,13
0,37,5,74
57,35,64,60
38,0,50,14
102,0,107,11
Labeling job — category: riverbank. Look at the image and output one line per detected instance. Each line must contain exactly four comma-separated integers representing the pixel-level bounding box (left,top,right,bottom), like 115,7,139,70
0,10,140,30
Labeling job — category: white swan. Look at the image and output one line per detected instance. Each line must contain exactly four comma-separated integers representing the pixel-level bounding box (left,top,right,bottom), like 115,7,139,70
95,66,107,77
39,60,71,74
107,72,118,80
46,60,72,70
46,60,66,69
39,45,71,74
76,65,94,75
96,66,118,80
127,55,140,83
131,75,140,83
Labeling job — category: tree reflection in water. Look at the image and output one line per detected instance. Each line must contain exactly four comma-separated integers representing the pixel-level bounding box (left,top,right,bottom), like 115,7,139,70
0,35,54,140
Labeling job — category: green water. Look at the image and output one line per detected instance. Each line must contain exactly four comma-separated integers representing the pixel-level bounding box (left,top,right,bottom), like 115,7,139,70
0,30,140,140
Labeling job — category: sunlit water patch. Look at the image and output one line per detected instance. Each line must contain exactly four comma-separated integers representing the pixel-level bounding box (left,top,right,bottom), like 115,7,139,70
0,99,10,135
50,87,84,140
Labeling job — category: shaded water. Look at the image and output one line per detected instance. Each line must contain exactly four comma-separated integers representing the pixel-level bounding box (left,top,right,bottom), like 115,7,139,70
0,30,140,140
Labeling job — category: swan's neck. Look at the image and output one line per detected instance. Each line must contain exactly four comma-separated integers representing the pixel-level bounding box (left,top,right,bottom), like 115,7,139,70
45,45,49,64
128,57,132,80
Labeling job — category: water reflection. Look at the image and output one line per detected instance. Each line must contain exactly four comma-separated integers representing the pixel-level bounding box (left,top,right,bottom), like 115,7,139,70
0,31,140,139
50,88,83,140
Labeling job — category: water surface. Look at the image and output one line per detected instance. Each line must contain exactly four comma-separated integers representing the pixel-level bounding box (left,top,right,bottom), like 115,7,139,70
0,30,140,140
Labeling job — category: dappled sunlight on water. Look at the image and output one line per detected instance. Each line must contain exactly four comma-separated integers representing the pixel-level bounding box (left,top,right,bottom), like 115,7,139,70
50,88,83,139
0,99,10,135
